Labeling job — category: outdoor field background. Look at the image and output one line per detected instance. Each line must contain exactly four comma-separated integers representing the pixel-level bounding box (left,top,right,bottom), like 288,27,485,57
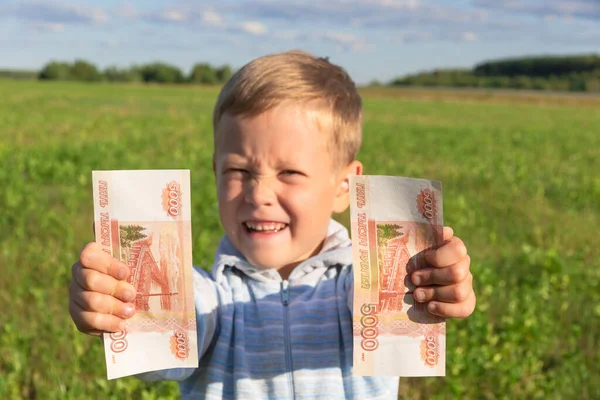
0,79,599,399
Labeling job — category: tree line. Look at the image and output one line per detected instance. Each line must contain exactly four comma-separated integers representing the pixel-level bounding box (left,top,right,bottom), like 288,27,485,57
33,59,233,84
391,55,600,92
2,54,600,92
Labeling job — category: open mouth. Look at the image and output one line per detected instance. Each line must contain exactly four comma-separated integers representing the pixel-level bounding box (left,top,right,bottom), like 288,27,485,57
243,221,289,233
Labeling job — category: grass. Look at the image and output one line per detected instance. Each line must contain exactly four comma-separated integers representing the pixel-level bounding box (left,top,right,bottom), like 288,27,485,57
0,80,598,399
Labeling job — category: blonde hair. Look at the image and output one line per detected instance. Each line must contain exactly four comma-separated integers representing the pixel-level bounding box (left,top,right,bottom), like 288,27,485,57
212,50,363,167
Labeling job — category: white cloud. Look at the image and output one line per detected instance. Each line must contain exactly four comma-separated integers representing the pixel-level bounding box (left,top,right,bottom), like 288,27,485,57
462,32,477,42
551,0,599,16
473,0,600,20
240,21,267,35
259,29,372,52
34,22,64,32
132,1,492,47
394,31,433,43
202,10,223,26
87,7,108,23
322,32,370,51
327,32,357,44
159,10,187,22
392,29,479,44
101,40,120,48
210,0,490,28
6,1,109,25
115,5,137,19
273,30,301,40
361,0,422,10
145,6,269,36
292,31,373,52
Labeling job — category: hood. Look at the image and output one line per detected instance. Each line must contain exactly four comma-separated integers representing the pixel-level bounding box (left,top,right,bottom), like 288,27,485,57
211,218,353,283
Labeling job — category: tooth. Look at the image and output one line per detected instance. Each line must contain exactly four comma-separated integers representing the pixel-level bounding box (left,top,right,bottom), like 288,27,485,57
245,222,288,231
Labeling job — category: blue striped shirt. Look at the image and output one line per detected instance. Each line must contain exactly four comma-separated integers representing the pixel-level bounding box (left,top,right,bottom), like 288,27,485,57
137,219,400,399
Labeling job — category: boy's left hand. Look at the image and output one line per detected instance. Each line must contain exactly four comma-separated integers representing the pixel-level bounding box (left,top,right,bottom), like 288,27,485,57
411,226,475,319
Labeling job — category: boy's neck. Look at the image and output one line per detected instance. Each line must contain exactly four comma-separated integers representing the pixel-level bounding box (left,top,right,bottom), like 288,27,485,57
276,239,325,280
277,264,295,280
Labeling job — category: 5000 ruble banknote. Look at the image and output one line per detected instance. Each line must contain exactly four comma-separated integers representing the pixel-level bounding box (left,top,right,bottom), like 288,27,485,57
92,170,198,379
350,175,445,377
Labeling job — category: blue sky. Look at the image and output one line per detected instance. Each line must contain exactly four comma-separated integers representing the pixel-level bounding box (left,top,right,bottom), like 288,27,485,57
0,0,598,84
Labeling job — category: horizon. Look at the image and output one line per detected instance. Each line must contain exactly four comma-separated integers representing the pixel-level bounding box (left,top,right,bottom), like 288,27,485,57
1,0,599,84
3,52,600,84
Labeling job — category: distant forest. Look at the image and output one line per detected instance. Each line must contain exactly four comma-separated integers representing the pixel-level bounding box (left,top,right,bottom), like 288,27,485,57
1,54,599,92
0,60,233,84
390,54,600,92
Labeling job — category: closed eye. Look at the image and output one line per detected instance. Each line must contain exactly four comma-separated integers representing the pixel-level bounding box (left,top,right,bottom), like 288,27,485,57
224,168,250,175
280,170,303,176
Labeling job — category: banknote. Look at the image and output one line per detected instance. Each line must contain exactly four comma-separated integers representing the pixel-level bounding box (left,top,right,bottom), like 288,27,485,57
349,175,445,377
92,170,198,379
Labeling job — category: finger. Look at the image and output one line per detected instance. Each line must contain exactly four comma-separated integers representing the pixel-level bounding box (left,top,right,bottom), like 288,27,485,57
79,242,131,281
442,226,454,242
69,301,127,335
413,273,473,303
412,255,470,286
71,287,136,319
427,291,477,319
425,236,467,268
72,264,136,303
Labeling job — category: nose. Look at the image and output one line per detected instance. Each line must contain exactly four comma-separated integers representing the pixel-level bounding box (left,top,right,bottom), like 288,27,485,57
244,177,276,207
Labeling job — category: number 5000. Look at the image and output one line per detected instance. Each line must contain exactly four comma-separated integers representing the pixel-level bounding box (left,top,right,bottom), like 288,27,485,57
360,303,379,351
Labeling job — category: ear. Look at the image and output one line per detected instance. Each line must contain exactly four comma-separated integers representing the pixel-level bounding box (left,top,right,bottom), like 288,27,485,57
333,160,363,214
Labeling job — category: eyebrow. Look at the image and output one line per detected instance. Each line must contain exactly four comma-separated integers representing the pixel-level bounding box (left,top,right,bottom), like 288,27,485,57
219,154,309,171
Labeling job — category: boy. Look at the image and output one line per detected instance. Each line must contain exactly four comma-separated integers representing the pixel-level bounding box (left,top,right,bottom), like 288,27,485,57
69,50,475,399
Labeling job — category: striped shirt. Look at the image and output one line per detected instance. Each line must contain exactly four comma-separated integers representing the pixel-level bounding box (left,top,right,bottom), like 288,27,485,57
137,219,400,399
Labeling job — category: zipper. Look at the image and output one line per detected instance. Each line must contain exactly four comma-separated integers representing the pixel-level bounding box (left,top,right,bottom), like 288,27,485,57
281,280,295,399
281,279,290,306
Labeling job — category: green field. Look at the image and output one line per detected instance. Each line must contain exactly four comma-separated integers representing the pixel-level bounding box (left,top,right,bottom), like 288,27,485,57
1,80,599,399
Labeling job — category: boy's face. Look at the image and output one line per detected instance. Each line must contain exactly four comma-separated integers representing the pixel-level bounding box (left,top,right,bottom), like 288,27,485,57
213,103,362,274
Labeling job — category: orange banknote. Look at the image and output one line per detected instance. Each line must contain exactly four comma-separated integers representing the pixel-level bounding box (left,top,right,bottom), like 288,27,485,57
350,175,445,377
92,170,198,379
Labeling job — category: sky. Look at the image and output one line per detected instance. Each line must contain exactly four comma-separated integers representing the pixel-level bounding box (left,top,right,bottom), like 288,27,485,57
0,0,598,84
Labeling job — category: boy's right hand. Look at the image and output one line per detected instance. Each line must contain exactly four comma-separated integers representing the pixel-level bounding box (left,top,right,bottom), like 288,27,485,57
69,242,137,336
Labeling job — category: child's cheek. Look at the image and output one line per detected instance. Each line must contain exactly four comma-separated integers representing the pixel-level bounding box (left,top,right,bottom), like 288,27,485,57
219,178,241,200
288,184,327,211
